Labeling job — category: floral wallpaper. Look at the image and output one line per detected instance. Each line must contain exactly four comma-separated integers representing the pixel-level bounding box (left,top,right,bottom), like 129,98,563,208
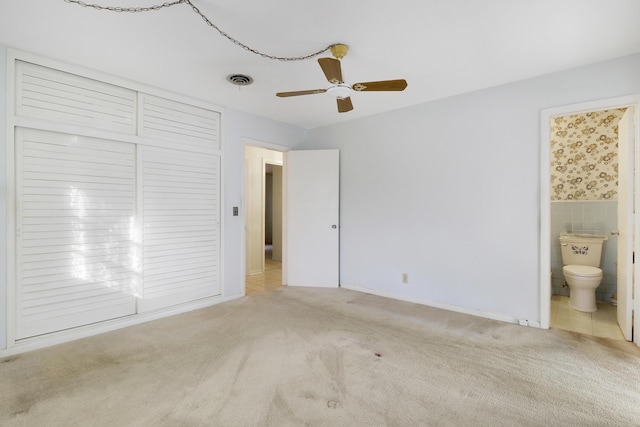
550,108,627,201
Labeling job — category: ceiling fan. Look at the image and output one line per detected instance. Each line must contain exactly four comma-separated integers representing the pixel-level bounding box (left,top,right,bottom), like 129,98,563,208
276,44,408,113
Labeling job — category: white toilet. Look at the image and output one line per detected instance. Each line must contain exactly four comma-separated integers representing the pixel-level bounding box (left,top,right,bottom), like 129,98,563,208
559,233,608,312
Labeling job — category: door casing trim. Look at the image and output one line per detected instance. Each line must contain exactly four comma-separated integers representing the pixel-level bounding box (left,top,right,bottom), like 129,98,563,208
540,94,640,345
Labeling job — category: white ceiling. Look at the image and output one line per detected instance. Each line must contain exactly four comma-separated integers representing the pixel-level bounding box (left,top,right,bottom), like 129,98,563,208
1,0,640,129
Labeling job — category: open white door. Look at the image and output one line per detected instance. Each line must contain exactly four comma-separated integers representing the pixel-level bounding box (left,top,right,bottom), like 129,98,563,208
286,149,339,287
617,107,634,341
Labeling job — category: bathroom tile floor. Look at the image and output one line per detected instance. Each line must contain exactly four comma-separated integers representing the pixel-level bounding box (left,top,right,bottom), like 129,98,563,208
550,295,625,340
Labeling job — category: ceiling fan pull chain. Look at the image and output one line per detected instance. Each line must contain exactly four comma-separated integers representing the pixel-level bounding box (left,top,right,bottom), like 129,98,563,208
63,0,337,61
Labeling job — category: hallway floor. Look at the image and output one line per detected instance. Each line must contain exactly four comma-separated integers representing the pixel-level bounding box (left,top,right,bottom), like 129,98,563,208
550,295,625,340
245,247,282,295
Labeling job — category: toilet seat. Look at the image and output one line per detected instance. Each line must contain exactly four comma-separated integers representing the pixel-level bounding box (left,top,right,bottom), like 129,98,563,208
563,265,602,277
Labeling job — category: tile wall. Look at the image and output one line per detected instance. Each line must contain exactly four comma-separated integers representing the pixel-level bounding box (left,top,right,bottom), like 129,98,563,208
550,200,617,301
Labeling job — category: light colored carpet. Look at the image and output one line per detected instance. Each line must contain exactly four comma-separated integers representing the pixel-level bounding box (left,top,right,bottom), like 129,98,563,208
1,287,640,426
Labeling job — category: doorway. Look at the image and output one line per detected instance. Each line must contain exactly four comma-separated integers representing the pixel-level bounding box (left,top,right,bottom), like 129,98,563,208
549,108,625,339
540,96,640,344
244,145,284,295
242,145,341,294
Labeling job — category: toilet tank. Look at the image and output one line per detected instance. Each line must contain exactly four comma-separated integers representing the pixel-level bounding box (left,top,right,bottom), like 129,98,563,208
559,233,608,267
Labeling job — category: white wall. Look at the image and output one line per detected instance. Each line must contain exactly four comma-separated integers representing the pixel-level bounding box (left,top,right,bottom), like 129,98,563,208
271,165,283,262
304,53,640,325
223,109,306,296
0,45,7,349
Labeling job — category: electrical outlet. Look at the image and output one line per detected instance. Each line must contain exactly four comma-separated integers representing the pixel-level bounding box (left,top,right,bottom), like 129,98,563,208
402,273,409,284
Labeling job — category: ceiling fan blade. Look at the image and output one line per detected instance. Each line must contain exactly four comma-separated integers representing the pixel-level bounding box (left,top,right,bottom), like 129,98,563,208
276,89,326,97
352,79,408,92
337,97,353,113
318,58,343,84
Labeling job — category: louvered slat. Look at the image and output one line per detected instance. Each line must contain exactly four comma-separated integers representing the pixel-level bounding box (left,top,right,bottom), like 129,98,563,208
16,61,136,134
139,147,220,311
16,128,138,339
141,95,220,151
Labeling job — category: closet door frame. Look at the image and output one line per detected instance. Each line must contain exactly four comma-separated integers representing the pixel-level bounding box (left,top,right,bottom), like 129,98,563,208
4,49,226,350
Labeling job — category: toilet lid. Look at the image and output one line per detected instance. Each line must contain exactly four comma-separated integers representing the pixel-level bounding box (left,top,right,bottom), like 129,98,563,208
563,265,602,277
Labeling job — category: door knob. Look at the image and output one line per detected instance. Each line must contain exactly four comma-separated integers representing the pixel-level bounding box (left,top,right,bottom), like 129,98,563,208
332,225,337,229
611,230,620,235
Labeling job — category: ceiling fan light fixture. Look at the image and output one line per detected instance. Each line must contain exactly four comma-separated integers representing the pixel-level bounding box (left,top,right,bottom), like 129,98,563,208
326,84,352,100
330,44,349,60
275,47,407,113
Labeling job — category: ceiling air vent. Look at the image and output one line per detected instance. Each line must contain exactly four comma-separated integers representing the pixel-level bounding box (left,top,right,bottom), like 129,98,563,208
226,74,254,86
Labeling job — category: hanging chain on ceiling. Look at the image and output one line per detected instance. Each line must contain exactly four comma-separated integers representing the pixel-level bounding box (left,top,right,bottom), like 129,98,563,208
63,0,337,61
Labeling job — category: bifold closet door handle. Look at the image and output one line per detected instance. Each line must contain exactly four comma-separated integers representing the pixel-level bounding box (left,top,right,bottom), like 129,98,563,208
611,230,620,235
331,225,337,229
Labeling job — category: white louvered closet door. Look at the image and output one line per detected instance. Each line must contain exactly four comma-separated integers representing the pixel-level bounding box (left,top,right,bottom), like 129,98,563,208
16,61,136,134
139,146,221,312
16,128,138,340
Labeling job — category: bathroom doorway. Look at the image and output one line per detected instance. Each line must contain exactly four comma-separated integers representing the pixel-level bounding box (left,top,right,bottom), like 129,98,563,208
540,96,639,344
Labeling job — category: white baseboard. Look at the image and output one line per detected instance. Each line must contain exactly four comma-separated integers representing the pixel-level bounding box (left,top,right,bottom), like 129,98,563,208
0,294,243,357
341,285,524,326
